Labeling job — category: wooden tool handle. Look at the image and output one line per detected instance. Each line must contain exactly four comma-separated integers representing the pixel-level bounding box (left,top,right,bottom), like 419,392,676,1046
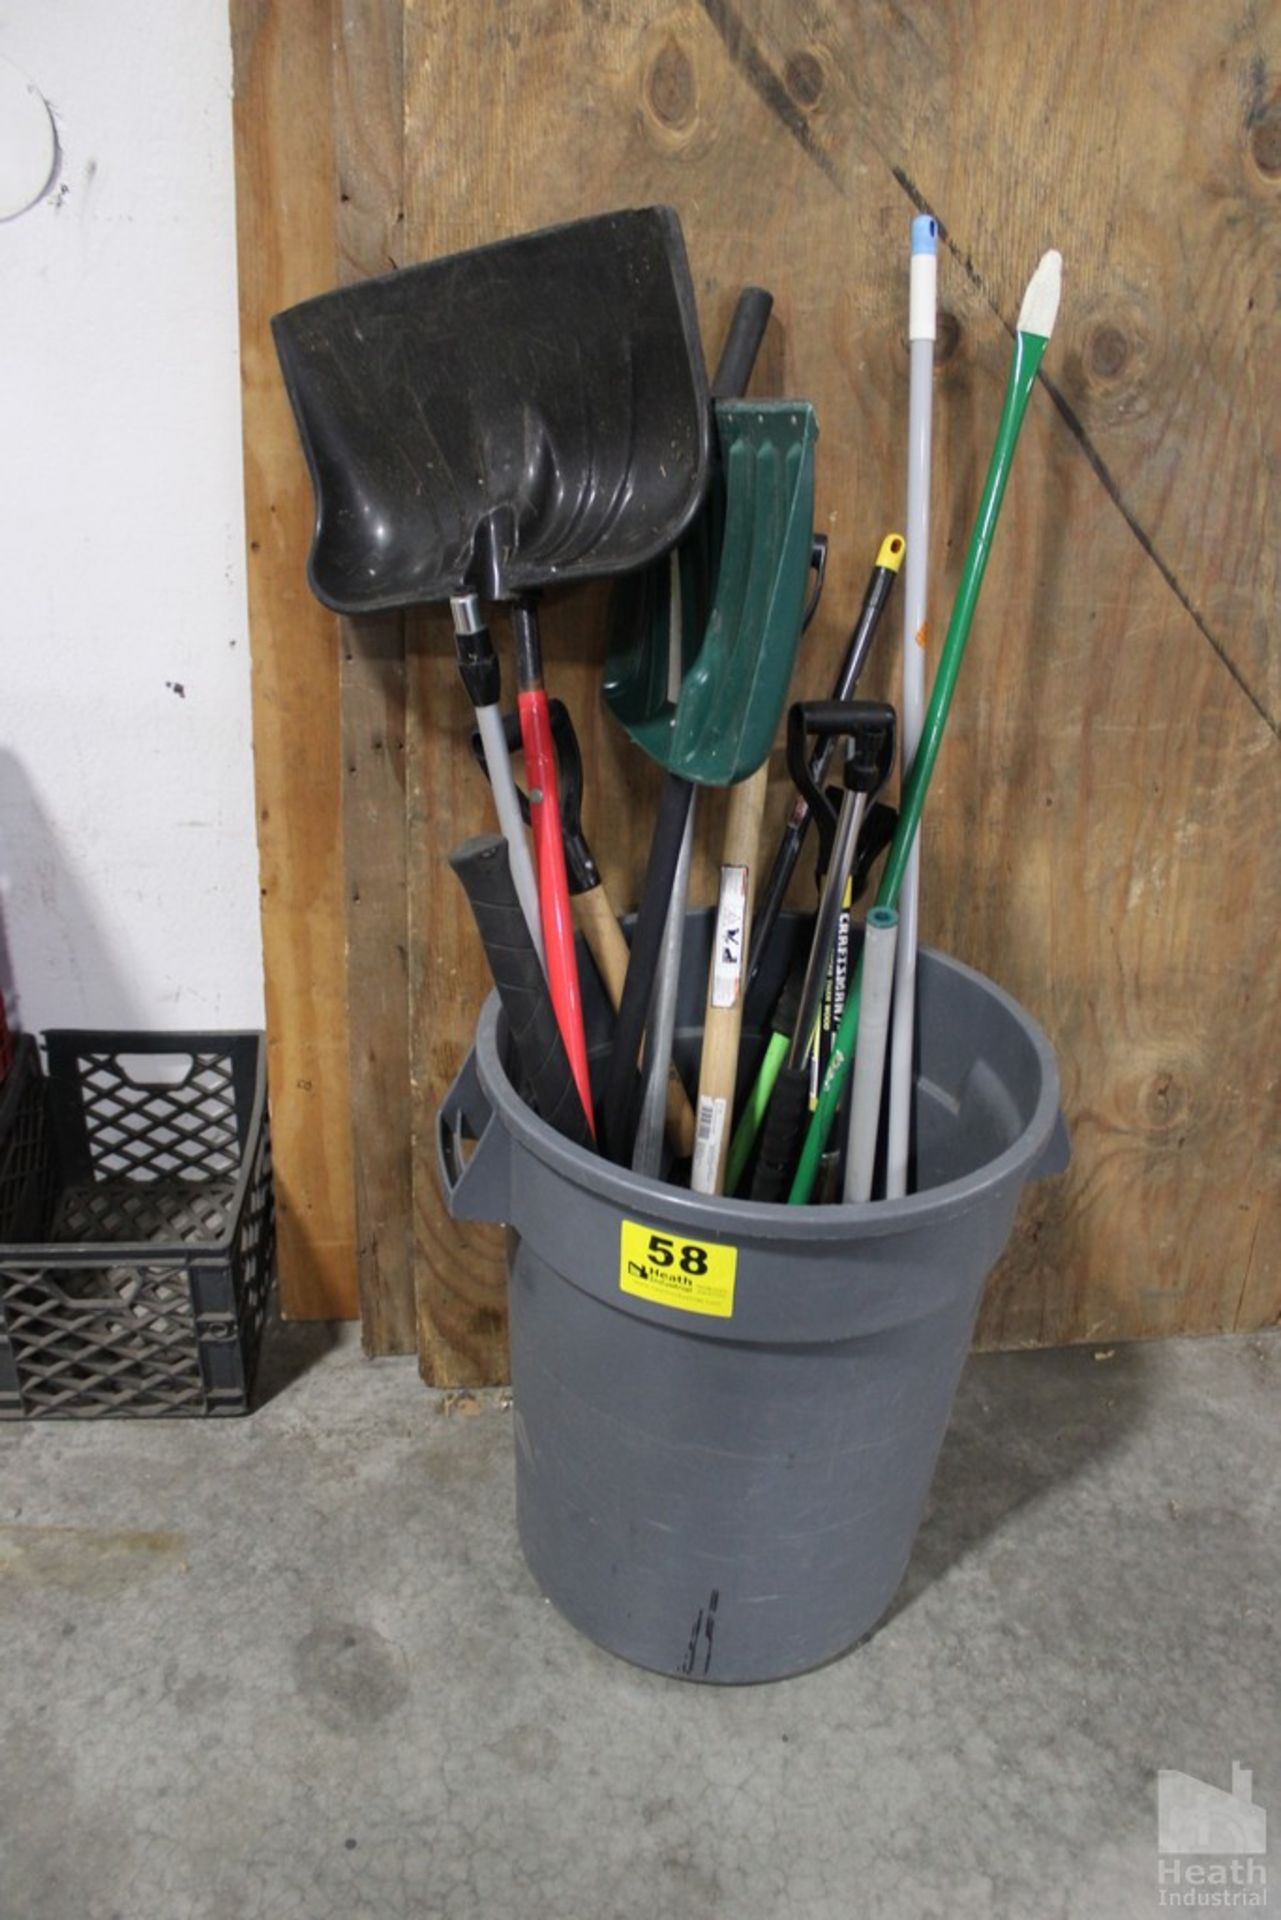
692,763,770,1194
575,881,696,1159
574,883,631,1003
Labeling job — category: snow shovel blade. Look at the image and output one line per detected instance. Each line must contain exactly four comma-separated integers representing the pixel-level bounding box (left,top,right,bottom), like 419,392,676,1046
271,207,711,612
603,400,818,786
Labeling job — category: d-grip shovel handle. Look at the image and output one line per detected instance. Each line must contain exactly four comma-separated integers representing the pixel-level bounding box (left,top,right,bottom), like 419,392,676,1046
786,700,897,875
469,699,598,894
448,834,594,1151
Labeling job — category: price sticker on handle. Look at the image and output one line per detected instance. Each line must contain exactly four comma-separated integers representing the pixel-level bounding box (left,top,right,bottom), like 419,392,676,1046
619,1219,738,1319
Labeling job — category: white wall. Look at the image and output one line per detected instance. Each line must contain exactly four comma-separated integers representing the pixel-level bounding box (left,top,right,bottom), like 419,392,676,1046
0,3,264,1035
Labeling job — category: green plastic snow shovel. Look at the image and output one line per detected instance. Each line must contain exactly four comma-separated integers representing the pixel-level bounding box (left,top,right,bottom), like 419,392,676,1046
600,397,818,1164
604,401,818,787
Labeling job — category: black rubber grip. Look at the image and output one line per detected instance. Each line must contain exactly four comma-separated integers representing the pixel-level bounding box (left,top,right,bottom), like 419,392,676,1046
599,771,694,1163
771,951,810,1038
749,1064,812,1203
711,286,774,400
449,834,594,1151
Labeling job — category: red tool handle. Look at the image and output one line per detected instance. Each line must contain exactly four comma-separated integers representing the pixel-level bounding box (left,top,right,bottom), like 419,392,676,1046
517,688,595,1135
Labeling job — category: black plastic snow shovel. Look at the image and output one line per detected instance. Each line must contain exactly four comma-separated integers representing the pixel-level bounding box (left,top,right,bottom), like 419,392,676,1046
272,208,710,610
271,207,712,1137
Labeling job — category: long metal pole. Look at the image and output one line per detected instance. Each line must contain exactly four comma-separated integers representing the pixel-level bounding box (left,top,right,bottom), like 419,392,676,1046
884,215,936,1198
843,907,899,1203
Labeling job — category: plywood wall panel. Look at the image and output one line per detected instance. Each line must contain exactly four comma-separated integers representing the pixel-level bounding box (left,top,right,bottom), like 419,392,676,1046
400,0,1280,1366
235,0,1280,1366
231,0,358,1318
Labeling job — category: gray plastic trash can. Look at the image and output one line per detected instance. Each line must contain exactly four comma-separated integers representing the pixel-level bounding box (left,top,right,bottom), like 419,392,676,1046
437,912,1069,1684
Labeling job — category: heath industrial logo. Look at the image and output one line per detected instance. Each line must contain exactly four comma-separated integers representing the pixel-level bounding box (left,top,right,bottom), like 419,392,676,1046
1157,1763,1268,1908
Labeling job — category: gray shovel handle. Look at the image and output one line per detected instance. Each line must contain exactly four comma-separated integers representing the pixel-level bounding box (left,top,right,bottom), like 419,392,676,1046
436,1048,511,1223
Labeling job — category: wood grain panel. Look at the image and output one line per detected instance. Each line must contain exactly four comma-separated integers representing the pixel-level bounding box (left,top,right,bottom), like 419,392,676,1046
333,0,417,1353
398,0,1280,1365
234,0,1280,1362
231,0,358,1318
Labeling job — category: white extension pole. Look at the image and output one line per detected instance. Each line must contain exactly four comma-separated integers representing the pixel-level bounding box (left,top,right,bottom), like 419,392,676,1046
844,908,900,1203
884,215,937,1198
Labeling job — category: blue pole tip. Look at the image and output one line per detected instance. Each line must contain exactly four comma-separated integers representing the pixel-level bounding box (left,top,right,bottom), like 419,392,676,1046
910,215,938,256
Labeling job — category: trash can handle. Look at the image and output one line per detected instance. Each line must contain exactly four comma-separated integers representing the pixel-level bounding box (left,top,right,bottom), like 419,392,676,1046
1030,1107,1071,1181
436,1048,511,1223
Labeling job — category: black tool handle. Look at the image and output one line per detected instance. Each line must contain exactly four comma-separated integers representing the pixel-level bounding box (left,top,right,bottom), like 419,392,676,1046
449,834,594,1151
599,771,694,1162
747,816,809,1018
749,1064,812,1202
770,949,809,1038
850,799,898,900
711,287,773,398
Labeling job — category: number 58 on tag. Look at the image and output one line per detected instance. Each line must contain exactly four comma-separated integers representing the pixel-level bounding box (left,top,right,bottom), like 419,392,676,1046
618,1219,738,1319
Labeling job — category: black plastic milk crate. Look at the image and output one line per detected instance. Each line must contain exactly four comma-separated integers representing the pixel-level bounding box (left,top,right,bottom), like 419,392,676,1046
0,1031,274,1419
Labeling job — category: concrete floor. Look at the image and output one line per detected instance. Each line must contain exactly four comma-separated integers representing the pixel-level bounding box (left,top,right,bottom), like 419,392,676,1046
0,1325,1276,1920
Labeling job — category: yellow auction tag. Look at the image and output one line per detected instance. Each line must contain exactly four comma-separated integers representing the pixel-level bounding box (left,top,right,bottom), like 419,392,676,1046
618,1218,737,1319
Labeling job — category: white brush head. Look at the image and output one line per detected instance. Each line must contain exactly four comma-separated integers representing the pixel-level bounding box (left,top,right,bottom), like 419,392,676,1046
1017,249,1062,339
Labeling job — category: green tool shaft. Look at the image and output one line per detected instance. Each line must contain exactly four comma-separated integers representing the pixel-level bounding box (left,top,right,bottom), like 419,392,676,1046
789,322,1050,1204
725,1029,787,1193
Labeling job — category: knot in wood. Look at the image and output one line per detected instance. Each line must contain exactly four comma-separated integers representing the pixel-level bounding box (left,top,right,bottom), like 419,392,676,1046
645,37,697,131
784,51,824,109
